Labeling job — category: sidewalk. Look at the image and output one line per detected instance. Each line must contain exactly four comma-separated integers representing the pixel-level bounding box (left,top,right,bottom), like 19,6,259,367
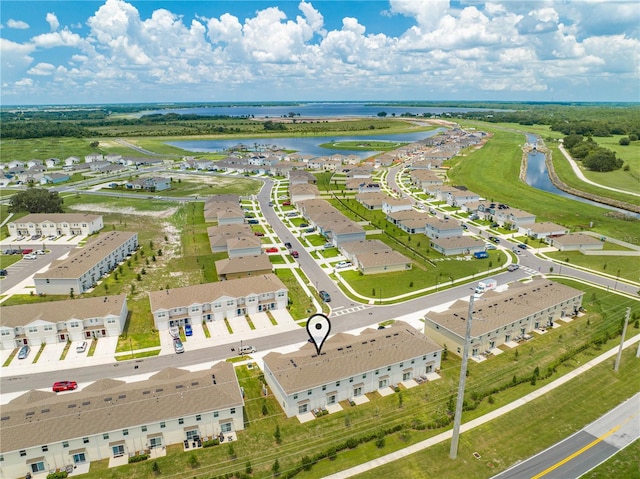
324,334,640,479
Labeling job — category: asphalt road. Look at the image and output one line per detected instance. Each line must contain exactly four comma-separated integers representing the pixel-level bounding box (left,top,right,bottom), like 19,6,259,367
0,243,76,292
491,393,640,479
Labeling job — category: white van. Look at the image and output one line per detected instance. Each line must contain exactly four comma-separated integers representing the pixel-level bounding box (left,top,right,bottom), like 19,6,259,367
240,345,256,355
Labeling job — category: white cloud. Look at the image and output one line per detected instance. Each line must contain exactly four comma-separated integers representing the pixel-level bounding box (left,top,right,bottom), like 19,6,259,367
28,62,56,76
46,12,60,31
7,19,29,29
0,0,638,103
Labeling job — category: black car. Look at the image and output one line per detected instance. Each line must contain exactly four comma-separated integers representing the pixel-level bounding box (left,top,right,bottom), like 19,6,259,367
517,243,528,249
319,290,331,302
0,269,7,277
489,236,500,243
284,242,292,250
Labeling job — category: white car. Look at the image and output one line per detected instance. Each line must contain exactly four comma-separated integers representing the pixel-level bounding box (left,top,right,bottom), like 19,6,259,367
23,254,37,260
335,261,352,269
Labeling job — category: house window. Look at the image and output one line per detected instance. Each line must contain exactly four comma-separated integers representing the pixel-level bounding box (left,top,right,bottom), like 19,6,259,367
20,450,26,457
83,437,89,444
72,452,86,464
141,426,147,432
322,385,326,391
327,395,336,405
103,433,109,440
362,374,366,379
231,408,236,414
42,445,48,452
336,381,340,386
298,403,309,414
150,437,163,449
122,429,128,436
160,422,166,428
112,444,125,456
178,418,184,425
403,372,411,381
221,422,232,433
30,462,45,473
293,394,298,399
213,412,219,418
196,415,202,421
62,442,69,448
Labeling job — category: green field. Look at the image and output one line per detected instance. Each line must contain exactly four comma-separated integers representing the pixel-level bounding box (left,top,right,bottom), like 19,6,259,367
446,126,640,244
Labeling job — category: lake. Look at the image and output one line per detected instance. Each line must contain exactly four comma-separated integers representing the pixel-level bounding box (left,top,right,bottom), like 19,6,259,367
167,129,445,159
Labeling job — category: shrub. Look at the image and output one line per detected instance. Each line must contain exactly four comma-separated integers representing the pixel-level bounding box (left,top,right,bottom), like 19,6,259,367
128,453,149,463
47,472,68,479
203,438,220,448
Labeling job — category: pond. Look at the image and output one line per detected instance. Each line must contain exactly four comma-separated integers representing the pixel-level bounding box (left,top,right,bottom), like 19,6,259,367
167,129,445,160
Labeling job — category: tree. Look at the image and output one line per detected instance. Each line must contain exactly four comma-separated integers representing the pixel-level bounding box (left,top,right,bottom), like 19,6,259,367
583,147,623,172
562,134,583,149
8,188,64,213
274,424,282,444
272,458,281,477
619,137,631,146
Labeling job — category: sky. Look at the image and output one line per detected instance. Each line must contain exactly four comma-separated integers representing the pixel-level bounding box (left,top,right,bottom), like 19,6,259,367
1,0,639,105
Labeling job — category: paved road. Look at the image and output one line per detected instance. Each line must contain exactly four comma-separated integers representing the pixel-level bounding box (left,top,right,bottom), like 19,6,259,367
0,244,77,293
492,393,640,479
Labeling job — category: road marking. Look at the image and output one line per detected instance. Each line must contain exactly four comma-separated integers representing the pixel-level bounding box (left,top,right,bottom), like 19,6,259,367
530,425,621,479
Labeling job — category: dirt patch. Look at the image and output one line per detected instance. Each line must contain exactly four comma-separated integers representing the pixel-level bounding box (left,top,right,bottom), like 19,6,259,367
69,204,178,218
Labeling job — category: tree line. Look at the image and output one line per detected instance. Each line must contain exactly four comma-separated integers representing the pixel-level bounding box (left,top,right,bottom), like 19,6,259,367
563,134,624,172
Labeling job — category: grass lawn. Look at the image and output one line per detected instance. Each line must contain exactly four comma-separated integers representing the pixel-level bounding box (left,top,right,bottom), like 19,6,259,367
444,126,640,245
274,269,315,319
582,439,640,479
106,174,262,198
549,143,640,208
0,254,23,269
546,250,639,282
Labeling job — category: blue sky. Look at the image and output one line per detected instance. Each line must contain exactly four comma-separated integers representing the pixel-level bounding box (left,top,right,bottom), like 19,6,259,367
1,0,639,105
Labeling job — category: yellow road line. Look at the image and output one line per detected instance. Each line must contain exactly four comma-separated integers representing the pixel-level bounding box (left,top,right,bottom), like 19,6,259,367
531,425,621,479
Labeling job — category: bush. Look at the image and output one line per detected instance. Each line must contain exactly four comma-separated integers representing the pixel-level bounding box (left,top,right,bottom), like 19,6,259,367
203,438,220,447
128,453,149,463
376,437,386,449
346,438,358,449
47,472,68,479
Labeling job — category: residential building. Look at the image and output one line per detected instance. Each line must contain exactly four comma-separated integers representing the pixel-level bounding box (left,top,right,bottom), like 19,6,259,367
215,255,273,280
8,213,104,238
424,216,464,240
523,222,570,240
33,231,138,295
339,239,391,263
125,177,171,192
549,233,605,251
289,183,319,203
355,250,412,275
0,362,244,479
207,224,255,254
382,197,413,214
424,279,584,357
263,322,441,417
149,274,288,330
0,295,127,349
430,236,486,256
355,192,388,210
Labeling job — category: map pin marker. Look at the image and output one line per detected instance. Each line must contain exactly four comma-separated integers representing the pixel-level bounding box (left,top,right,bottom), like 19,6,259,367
306,313,331,355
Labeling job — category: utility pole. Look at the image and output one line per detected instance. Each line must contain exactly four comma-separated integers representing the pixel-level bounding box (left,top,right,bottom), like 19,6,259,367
614,307,630,372
449,294,475,459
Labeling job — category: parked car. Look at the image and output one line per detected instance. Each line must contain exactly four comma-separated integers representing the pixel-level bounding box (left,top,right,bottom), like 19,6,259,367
53,381,78,392
247,219,259,224
335,261,352,269
23,254,37,260
17,345,31,359
517,243,528,249
284,242,292,250
268,201,274,207
299,223,309,228
319,290,331,302
240,345,256,355
507,264,520,272
291,251,299,258
485,244,497,250
47,235,56,240
305,227,315,233
0,269,7,277
266,247,279,253
323,243,334,249
31,234,41,240
185,324,193,336
489,236,500,243
21,249,33,254
76,341,88,353
282,201,291,206
173,338,184,354
35,249,46,255
254,232,265,236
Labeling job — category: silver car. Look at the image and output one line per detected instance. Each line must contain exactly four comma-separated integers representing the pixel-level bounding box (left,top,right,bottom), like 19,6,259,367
18,345,31,359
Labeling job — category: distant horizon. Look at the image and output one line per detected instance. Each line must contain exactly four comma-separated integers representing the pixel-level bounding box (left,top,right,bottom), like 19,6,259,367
3,99,640,110
1,1,638,105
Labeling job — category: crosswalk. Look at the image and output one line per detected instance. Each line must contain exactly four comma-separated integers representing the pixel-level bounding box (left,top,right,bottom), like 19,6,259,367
330,304,371,317
519,265,540,276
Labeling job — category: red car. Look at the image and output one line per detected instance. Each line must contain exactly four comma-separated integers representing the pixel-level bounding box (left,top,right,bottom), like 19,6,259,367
282,201,291,206
254,232,265,236
265,247,279,253
53,381,78,392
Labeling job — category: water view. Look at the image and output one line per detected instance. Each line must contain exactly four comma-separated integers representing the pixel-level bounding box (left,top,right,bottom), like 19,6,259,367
167,129,444,159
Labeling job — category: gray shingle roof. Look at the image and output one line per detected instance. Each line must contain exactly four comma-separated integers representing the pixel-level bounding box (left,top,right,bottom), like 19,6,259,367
263,322,440,394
